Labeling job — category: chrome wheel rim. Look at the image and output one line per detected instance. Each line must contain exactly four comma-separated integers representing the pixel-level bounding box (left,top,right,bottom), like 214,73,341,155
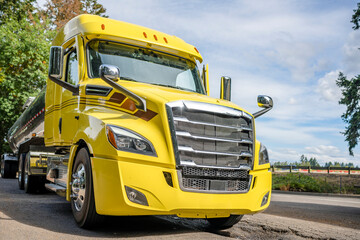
24,172,28,186
72,163,86,212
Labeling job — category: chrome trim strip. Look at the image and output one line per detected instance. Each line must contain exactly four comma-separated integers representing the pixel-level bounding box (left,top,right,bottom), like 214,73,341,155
176,131,253,144
183,101,242,117
179,160,251,170
173,117,253,132
178,146,252,158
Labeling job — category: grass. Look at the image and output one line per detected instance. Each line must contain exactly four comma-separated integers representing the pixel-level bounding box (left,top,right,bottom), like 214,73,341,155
272,173,360,194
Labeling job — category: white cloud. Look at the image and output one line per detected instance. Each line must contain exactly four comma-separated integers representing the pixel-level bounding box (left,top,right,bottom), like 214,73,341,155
100,0,360,166
342,31,360,76
316,70,342,102
305,145,341,156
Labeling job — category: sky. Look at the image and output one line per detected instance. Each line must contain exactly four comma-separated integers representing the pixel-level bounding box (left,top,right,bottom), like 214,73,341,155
40,0,360,166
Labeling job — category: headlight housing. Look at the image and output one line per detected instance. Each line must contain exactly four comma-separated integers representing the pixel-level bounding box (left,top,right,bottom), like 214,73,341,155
106,125,156,156
259,143,269,165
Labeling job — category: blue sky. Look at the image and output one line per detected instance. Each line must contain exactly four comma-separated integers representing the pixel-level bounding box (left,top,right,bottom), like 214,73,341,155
40,0,360,165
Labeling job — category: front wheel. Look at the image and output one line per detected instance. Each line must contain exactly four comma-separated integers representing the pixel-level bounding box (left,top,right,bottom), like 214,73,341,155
71,148,103,228
207,215,243,230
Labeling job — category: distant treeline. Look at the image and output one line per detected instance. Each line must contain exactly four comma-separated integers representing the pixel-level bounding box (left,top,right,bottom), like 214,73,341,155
272,155,358,168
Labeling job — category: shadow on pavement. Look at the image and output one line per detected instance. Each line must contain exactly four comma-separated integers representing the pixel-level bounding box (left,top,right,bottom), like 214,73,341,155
0,178,211,238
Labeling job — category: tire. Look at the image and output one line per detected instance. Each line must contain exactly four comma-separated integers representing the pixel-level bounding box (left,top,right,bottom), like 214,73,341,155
9,162,18,178
71,148,104,228
207,215,243,230
1,161,13,178
18,153,26,190
24,153,38,193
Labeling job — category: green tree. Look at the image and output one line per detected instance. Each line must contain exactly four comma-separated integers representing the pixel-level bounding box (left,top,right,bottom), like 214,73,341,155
351,2,360,30
336,3,360,156
0,16,54,154
0,0,35,24
0,0,107,155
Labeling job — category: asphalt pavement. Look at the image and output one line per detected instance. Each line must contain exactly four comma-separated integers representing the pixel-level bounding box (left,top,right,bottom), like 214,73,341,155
265,191,360,229
1,177,360,239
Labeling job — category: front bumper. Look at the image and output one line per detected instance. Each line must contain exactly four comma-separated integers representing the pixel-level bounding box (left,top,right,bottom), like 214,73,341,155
91,156,272,218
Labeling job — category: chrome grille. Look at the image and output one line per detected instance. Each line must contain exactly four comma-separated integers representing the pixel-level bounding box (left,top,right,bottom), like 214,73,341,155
167,101,254,168
182,167,248,179
179,166,251,192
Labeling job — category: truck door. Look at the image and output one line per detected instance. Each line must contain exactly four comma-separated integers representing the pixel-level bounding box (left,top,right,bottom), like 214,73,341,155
58,46,80,145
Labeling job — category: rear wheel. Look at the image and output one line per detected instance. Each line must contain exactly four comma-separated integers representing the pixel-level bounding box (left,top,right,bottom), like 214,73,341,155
71,148,104,228
24,153,42,193
207,215,243,230
18,153,26,190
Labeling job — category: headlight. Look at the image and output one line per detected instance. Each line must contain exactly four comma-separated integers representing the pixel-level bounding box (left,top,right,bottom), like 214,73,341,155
259,143,269,165
106,125,156,156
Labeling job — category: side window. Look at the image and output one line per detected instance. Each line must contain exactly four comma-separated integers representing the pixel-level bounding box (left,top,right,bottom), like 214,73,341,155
66,50,79,85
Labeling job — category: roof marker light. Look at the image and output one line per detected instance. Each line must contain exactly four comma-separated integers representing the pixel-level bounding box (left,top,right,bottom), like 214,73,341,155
143,32,147,38
163,37,168,43
153,35,158,41
194,47,199,53
101,24,105,30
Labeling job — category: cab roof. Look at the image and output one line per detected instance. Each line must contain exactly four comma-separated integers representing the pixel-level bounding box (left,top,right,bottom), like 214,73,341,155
52,14,203,63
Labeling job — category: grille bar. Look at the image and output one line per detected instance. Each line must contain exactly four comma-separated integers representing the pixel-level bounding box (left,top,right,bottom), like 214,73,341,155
178,146,253,158
173,116,253,132
176,131,253,144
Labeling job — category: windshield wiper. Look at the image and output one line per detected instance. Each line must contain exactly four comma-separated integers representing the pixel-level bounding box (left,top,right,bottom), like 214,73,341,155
151,83,194,92
120,76,137,82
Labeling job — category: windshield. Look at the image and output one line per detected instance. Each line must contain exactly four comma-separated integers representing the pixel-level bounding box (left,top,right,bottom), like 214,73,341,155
87,40,205,94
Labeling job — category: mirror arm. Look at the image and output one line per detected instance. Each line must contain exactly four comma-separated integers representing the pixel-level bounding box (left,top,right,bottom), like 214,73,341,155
100,75,147,112
48,75,79,95
253,107,272,118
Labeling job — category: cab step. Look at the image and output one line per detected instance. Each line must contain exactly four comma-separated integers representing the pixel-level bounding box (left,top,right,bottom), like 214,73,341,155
45,183,66,197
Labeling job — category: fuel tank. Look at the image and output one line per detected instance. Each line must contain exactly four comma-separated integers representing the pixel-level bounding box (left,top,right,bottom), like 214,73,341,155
7,87,46,153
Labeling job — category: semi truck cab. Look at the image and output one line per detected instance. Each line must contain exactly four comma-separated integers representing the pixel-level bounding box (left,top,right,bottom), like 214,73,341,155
8,14,273,229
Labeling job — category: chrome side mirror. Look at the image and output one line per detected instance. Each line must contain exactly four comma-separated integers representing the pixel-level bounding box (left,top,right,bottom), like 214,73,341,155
99,64,147,111
220,76,231,101
257,95,273,108
253,95,273,118
99,64,120,81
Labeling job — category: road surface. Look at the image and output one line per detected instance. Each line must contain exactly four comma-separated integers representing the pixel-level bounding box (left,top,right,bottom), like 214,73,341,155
0,177,359,239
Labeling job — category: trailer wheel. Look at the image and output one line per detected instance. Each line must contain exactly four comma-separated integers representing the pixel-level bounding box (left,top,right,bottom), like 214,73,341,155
71,148,104,228
24,153,40,193
207,215,243,230
1,161,15,178
18,153,26,190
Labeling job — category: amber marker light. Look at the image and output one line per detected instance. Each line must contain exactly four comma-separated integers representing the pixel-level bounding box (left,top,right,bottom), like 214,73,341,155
143,32,147,38
101,24,105,30
194,47,199,53
153,34,158,41
163,37,168,43
107,126,117,148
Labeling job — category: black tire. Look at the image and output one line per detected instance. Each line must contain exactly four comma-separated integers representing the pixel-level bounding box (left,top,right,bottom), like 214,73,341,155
71,148,104,228
18,153,26,190
207,215,243,230
24,153,38,193
9,162,18,178
1,161,15,178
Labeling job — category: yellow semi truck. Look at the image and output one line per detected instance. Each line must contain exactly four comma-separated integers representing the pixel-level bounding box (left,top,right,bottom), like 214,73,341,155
7,14,273,229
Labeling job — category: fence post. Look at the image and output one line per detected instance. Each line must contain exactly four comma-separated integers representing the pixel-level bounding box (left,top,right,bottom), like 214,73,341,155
328,166,330,174
349,167,351,175
290,165,292,173
308,166,310,173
